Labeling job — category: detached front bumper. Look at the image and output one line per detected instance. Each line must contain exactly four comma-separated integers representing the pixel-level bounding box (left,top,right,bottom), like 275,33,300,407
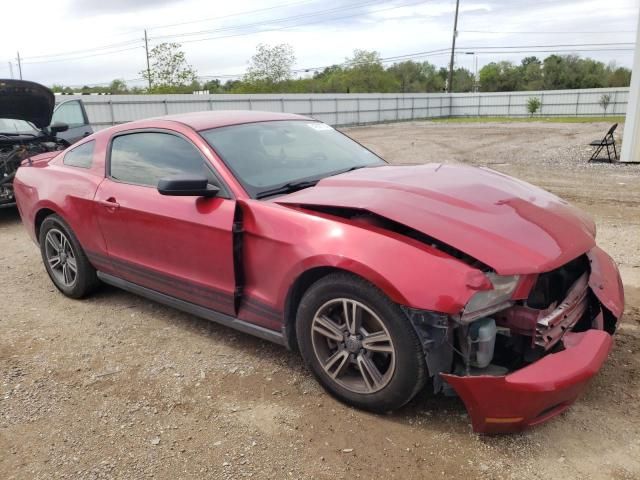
441,246,623,434
442,330,612,433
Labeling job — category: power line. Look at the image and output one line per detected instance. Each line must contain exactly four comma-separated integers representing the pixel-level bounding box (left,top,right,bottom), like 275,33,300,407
153,0,388,40
54,44,635,87
461,30,636,34
147,0,319,32
19,0,320,62
21,38,143,61
176,0,428,45
16,0,419,66
22,46,143,65
458,42,634,49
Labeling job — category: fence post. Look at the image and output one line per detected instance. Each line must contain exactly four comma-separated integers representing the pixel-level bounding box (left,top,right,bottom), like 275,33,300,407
610,90,617,116
575,91,580,117
540,92,544,116
426,96,430,119
209,98,214,111
507,94,511,117
280,98,285,112
335,97,339,125
163,99,169,115
309,97,314,118
108,99,115,126
378,98,381,123
357,97,361,124
411,97,415,120
477,94,481,117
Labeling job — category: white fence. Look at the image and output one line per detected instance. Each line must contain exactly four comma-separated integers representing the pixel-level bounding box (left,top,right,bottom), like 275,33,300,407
56,87,629,130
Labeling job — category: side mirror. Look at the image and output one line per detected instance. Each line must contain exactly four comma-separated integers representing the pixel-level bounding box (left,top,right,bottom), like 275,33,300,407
50,122,69,134
157,175,219,197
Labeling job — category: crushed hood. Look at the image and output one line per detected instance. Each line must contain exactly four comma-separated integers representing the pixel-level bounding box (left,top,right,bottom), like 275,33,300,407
0,79,55,128
277,164,596,275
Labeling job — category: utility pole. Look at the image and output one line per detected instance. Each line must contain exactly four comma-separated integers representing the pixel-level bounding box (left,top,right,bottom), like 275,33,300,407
16,51,23,80
144,29,152,90
447,0,460,93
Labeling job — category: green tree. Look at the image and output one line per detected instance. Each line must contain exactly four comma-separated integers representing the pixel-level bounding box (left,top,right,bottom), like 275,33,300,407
141,42,198,92
520,56,543,90
244,43,295,88
479,61,522,92
108,79,128,94
607,67,631,87
527,97,541,116
341,50,396,93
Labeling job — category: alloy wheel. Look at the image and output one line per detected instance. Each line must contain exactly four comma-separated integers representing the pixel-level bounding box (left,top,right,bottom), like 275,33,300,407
44,228,78,288
311,298,396,394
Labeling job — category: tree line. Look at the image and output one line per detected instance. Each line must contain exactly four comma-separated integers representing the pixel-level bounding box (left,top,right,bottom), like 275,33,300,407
51,43,632,95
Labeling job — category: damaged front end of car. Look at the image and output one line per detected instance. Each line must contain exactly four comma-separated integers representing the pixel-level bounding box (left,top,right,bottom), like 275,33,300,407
406,246,624,434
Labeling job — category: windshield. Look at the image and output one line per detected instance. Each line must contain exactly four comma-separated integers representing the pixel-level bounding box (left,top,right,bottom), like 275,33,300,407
200,120,385,198
0,118,40,135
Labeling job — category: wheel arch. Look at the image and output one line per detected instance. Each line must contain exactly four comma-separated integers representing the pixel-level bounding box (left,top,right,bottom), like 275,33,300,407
281,259,410,351
34,206,61,243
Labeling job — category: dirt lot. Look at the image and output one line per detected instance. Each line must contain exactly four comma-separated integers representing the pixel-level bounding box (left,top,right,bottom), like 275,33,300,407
1,121,639,479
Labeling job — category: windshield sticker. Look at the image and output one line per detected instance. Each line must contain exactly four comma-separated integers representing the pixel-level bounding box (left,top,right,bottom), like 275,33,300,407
307,123,333,131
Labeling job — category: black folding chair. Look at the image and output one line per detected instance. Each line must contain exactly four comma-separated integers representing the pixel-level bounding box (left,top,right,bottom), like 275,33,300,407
589,123,618,163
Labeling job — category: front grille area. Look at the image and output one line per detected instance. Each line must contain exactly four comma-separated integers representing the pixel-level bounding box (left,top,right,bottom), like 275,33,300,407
527,255,590,309
534,272,589,349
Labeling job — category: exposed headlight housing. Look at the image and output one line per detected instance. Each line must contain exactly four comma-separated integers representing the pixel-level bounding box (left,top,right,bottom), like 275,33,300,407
459,274,519,324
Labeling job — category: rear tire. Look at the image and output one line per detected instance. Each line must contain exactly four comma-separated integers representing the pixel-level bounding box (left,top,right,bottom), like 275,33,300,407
296,272,427,412
39,214,99,299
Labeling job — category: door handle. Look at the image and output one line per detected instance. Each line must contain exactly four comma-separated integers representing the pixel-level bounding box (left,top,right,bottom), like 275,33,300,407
98,198,120,210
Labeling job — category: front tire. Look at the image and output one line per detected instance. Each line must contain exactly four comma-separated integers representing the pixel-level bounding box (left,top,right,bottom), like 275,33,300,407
296,272,427,412
39,214,99,299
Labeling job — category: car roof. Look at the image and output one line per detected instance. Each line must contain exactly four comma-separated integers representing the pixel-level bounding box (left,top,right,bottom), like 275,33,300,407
151,110,311,131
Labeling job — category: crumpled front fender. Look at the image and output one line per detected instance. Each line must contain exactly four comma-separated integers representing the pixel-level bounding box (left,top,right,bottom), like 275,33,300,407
587,246,624,320
442,330,613,433
441,246,624,434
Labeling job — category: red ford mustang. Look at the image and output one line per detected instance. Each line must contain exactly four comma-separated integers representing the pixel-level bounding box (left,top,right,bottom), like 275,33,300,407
14,111,624,433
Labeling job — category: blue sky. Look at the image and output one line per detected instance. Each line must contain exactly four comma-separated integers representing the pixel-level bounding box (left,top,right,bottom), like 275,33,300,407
1,0,638,87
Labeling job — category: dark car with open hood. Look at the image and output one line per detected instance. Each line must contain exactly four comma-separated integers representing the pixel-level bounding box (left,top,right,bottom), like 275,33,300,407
0,79,92,207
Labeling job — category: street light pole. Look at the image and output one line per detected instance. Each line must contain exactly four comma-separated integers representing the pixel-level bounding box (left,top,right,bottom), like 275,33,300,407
447,0,461,93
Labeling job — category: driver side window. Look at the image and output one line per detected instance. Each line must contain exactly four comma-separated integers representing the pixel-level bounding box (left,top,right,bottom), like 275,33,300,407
109,132,222,191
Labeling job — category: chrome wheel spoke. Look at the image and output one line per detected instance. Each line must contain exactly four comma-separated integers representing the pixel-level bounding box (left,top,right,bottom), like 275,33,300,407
62,264,71,284
356,353,384,392
46,233,62,253
66,256,77,273
361,331,394,353
48,255,61,269
343,300,362,335
312,315,344,342
323,349,350,379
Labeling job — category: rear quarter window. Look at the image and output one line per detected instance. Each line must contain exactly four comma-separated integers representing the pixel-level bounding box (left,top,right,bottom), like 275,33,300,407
63,141,95,169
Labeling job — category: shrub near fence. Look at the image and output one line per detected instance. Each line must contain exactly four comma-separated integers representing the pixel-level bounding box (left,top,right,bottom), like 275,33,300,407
56,87,629,130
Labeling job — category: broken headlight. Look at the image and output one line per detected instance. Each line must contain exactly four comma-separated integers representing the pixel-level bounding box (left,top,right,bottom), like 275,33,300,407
459,274,519,324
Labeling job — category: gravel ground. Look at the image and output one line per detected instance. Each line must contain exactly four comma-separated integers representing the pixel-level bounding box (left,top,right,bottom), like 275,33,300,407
1,121,639,479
